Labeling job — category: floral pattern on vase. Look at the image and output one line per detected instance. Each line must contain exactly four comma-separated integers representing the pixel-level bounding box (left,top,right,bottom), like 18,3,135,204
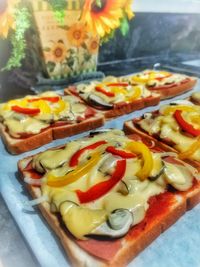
31,0,99,79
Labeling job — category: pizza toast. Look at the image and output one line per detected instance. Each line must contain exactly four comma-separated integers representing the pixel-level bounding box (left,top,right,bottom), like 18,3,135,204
64,79,160,119
0,92,104,154
18,129,200,266
130,69,197,99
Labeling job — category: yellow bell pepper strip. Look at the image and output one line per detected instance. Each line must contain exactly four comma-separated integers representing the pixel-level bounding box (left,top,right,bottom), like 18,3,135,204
110,86,127,95
69,140,107,167
161,105,198,116
28,96,60,103
107,82,129,87
31,100,51,114
3,99,28,110
132,75,149,83
76,159,126,204
53,99,66,114
174,110,200,137
178,136,200,159
126,86,142,101
47,151,101,188
11,105,40,115
125,141,153,180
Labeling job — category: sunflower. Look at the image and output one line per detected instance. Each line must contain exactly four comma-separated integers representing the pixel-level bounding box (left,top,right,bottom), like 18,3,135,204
51,42,67,63
0,0,19,38
87,36,99,54
67,22,87,47
124,0,134,20
81,0,127,38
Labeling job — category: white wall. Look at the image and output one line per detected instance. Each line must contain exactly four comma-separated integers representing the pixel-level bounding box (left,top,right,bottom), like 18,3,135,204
133,0,200,13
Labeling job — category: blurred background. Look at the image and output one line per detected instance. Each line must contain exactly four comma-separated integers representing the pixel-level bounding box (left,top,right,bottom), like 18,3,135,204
1,0,200,101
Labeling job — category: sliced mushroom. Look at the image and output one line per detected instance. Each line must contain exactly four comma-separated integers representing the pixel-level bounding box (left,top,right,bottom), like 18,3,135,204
163,161,193,191
149,158,165,181
91,209,133,238
89,128,114,136
87,94,113,110
170,100,194,106
191,92,200,104
117,180,132,195
99,155,119,175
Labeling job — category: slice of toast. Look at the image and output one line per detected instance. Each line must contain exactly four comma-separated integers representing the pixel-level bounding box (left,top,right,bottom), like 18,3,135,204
64,87,160,119
124,123,200,210
18,133,200,267
148,78,197,100
0,92,105,154
130,69,197,100
0,114,104,154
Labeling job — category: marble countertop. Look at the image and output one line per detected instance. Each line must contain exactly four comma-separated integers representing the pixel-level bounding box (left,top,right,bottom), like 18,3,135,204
0,54,200,267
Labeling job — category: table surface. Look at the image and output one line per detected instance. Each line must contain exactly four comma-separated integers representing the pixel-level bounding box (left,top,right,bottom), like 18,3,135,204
0,196,39,267
1,58,200,267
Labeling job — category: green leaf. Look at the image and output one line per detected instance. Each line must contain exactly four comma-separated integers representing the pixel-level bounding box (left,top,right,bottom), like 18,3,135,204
67,57,75,68
44,0,67,24
3,7,31,71
84,53,92,61
81,43,87,49
120,16,130,36
47,61,56,72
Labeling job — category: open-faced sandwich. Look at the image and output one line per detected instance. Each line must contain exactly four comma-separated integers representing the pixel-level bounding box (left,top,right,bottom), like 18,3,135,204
0,92,104,154
129,70,197,99
124,99,200,164
65,76,160,118
18,129,200,267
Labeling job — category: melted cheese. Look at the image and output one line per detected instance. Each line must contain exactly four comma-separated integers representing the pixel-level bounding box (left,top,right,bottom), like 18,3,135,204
138,105,200,161
131,70,189,87
4,118,49,138
76,79,151,104
0,92,88,135
31,130,195,239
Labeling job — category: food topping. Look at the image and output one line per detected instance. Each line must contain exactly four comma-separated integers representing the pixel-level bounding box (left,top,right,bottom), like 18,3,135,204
0,92,94,137
26,130,197,240
137,102,200,161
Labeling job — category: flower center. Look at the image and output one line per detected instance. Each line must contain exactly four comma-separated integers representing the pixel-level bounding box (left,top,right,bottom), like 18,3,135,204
91,0,106,13
91,41,98,50
73,30,82,40
0,0,8,14
54,48,63,57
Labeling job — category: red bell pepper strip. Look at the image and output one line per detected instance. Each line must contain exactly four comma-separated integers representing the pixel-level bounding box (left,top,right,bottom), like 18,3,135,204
106,146,136,158
174,110,200,137
69,140,107,167
155,74,172,81
76,159,126,203
11,105,40,115
28,96,60,103
95,86,115,97
107,83,129,87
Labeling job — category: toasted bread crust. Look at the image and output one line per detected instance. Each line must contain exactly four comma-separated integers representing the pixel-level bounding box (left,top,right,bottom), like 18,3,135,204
0,123,53,154
53,115,104,139
18,133,200,267
148,78,197,99
124,121,200,210
64,87,160,119
0,115,104,154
